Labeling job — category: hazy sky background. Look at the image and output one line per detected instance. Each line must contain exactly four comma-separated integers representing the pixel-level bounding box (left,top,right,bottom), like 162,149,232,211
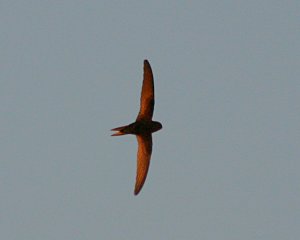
1,1,299,239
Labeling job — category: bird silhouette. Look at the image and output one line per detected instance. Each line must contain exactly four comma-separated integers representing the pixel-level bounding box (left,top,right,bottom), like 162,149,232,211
111,60,162,195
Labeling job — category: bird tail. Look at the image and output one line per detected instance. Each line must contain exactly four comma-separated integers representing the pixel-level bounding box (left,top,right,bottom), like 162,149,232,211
111,125,129,136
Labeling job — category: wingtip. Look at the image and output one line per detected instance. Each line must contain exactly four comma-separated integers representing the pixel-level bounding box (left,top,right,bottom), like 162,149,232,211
134,181,143,195
134,189,141,196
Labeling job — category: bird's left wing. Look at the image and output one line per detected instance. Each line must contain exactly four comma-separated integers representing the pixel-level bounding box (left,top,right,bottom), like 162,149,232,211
136,60,155,121
134,133,152,195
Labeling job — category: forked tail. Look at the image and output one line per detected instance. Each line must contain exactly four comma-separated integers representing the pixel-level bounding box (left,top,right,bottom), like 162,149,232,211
111,125,129,136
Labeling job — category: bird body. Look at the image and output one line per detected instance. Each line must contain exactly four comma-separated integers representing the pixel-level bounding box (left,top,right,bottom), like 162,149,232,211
111,60,162,195
111,120,162,136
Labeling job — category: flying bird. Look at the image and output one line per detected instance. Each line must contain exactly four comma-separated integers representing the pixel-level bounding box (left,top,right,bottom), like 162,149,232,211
111,60,162,195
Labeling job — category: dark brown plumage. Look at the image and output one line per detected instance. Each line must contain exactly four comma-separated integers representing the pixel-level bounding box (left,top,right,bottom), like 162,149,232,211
111,60,162,195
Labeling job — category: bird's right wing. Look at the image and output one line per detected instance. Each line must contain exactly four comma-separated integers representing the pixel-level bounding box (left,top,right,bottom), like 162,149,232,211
134,134,152,195
136,60,155,121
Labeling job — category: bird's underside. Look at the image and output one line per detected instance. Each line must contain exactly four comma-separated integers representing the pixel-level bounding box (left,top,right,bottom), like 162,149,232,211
111,60,162,195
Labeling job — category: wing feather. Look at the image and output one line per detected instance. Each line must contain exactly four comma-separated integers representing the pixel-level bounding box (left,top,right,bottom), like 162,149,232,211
134,134,152,195
136,60,155,121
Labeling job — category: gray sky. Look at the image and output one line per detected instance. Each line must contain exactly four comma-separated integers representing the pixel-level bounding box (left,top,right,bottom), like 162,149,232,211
1,1,299,239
